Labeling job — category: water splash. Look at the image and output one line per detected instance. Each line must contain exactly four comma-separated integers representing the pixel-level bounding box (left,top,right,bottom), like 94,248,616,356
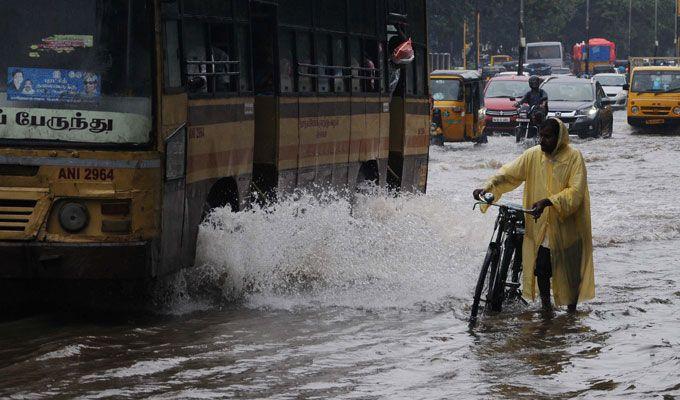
163,189,492,311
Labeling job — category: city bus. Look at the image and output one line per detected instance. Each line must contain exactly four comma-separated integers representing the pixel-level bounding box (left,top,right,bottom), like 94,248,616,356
0,0,430,301
525,42,564,68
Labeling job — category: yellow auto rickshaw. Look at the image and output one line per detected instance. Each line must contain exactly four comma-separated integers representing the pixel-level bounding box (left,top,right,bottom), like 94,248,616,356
430,70,486,144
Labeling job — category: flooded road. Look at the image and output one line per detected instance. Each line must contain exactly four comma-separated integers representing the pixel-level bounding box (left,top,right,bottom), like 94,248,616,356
2,111,680,399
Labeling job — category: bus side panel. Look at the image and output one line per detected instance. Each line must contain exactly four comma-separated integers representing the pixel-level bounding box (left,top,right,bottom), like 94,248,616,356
278,97,300,193
349,96,368,183
297,97,319,189
378,97,391,187
253,95,279,196
183,97,255,270
322,97,351,189
403,98,430,192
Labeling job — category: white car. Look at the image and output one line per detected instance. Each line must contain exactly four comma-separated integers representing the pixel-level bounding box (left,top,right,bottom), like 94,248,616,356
593,73,628,109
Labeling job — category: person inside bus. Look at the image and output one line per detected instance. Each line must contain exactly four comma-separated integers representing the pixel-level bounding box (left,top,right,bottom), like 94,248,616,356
473,118,595,314
515,75,548,113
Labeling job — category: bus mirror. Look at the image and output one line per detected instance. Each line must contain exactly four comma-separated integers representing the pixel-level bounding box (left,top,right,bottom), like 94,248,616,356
622,83,629,91
165,125,186,181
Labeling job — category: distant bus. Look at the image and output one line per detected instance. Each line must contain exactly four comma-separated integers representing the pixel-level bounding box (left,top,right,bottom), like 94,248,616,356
525,42,564,68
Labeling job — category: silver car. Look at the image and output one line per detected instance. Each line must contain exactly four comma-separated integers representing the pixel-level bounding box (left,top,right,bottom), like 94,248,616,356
593,73,628,109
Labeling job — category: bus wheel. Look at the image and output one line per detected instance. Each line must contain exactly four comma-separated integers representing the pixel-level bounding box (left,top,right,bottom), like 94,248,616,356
356,161,379,195
202,178,240,222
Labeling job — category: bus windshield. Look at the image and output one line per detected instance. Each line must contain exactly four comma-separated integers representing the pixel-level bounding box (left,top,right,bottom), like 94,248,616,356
431,79,462,101
0,0,153,145
631,71,680,93
527,45,561,60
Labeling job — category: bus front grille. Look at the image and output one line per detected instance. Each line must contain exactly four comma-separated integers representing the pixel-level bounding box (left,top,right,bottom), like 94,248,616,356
0,199,37,233
641,107,671,116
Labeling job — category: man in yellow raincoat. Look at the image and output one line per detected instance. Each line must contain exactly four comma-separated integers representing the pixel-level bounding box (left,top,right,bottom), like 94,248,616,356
473,118,594,312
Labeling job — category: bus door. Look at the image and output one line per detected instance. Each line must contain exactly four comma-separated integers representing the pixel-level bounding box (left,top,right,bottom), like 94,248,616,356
160,0,189,274
251,1,279,198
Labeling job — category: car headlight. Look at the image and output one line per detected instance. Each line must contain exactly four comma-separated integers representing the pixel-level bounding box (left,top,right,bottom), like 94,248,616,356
578,107,598,117
58,202,89,233
631,106,639,114
673,107,680,115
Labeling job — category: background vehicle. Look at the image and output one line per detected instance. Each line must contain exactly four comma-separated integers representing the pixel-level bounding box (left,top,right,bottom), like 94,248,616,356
430,70,486,143
525,63,552,76
627,65,680,129
490,55,512,67
594,73,628,109
469,194,526,328
483,75,529,135
572,38,616,76
525,42,564,68
515,104,544,144
543,76,614,138
502,60,519,72
0,0,431,304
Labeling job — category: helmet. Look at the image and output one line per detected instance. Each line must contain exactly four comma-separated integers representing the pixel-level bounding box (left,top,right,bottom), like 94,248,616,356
529,75,541,90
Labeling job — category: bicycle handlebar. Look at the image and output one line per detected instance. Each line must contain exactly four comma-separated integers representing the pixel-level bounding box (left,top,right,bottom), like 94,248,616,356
473,193,535,214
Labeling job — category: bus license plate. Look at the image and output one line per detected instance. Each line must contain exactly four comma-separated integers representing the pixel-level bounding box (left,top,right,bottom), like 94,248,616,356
492,117,511,123
646,119,665,125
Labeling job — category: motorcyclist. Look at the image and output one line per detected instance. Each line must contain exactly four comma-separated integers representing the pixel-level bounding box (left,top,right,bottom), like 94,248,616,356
515,75,548,113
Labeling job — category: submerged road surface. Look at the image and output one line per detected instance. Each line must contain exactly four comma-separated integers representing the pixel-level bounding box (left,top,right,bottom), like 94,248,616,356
1,111,680,399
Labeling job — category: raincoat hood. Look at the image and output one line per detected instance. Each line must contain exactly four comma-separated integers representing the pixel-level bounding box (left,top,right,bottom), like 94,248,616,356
550,117,570,157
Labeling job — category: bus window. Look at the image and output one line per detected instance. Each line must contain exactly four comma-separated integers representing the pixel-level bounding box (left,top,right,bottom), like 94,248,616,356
184,0,232,18
415,48,426,96
237,25,252,92
279,0,312,27
316,35,331,93
183,21,209,93
378,42,387,93
163,20,182,89
405,62,415,95
363,40,380,93
316,0,347,32
350,38,362,93
279,31,294,93
297,33,313,93
332,37,347,93
350,0,377,35
209,24,234,93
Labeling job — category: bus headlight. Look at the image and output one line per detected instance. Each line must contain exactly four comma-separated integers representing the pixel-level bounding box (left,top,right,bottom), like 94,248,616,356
631,106,640,114
58,202,90,233
673,107,680,115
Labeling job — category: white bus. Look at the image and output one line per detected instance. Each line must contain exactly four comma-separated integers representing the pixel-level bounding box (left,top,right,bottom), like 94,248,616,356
526,42,564,68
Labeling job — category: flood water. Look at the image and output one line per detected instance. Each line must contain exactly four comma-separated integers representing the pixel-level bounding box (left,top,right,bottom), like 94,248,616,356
2,111,680,399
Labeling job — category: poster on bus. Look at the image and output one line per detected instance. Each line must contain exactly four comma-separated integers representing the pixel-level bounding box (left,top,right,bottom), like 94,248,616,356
6,67,100,104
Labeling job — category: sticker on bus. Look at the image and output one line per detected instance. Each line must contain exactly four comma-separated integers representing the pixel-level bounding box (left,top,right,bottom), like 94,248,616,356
6,67,100,104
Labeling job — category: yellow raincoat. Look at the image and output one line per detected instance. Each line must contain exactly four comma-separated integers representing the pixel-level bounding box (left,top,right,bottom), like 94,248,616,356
483,119,594,306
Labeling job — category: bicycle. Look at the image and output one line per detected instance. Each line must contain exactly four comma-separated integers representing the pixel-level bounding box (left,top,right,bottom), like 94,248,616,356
469,194,532,328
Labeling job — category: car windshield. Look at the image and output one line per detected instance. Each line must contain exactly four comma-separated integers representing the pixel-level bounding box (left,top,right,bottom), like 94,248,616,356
527,45,561,60
431,79,462,101
485,80,529,99
0,0,152,145
542,82,594,102
631,71,680,93
595,76,627,86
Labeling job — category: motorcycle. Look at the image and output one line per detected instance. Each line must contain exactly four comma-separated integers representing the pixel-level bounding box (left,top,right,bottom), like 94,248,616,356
514,104,545,145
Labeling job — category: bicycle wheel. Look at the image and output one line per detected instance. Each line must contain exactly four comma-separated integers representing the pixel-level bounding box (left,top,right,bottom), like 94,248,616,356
489,234,516,311
469,242,500,327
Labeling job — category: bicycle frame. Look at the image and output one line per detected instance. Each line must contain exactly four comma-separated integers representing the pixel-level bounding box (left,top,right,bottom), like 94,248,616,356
469,201,528,327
